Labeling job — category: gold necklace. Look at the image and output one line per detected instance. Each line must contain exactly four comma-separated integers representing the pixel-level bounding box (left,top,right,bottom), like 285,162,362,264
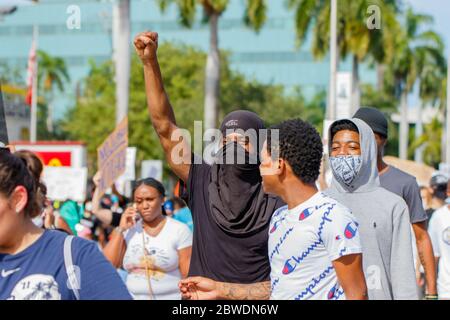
141,229,155,300
140,216,166,300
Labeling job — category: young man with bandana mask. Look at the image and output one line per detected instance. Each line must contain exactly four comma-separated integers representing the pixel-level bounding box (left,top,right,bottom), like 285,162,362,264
324,118,418,300
353,107,437,299
133,31,284,289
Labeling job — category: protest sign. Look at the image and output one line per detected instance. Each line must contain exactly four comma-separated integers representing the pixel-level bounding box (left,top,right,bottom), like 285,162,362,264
42,166,88,202
97,117,128,196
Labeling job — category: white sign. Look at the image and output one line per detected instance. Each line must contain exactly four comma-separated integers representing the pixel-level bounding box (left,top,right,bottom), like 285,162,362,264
97,116,128,196
42,167,87,202
439,163,450,178
118,147,137,181
336,72,352,120
141,160,163,182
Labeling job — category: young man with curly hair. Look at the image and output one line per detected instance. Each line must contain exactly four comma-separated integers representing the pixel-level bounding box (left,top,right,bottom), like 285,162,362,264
179,119,368,300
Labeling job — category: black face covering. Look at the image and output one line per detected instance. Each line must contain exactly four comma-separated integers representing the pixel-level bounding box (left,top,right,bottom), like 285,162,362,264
208,142,278,236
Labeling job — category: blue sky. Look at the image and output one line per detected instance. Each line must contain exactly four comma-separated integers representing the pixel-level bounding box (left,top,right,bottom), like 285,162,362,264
407,0,450,56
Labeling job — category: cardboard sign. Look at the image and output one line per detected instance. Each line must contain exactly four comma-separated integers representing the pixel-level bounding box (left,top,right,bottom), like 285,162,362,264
42,167,87,202
97,117,128,196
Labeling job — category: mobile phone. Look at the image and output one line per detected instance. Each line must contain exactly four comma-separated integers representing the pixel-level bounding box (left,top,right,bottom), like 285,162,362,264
132,203,142,222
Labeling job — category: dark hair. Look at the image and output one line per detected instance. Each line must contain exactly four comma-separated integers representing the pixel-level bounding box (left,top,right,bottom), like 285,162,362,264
330,119,359,141
267,119,323,184
171,197,186,209
14,150,47,209
432,184,448,201
0,150,42,218
132,178,165,199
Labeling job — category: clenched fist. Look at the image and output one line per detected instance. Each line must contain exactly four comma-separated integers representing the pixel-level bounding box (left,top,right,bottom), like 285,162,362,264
134,31,158,65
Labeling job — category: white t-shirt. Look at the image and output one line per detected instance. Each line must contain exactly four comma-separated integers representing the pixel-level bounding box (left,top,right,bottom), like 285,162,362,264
122,217,192,300
428,205,450,299
268,192,362,300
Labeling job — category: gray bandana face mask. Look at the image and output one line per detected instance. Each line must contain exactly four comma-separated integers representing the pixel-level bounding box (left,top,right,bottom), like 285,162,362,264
329,155,362,187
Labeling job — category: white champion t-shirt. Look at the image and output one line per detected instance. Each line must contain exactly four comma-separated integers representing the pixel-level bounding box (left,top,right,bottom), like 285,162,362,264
428,205,450,299
268,192,363,300
122,217,192,300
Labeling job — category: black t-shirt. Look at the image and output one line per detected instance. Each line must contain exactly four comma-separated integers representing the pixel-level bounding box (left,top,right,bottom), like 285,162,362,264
111,212,122,227
187,159,284,284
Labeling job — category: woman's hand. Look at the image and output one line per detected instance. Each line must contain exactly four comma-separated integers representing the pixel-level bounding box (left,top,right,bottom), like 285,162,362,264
93,171,101,187
119,205,139,231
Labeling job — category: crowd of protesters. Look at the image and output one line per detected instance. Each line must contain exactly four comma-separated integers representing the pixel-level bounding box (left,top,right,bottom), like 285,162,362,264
0,30,450,300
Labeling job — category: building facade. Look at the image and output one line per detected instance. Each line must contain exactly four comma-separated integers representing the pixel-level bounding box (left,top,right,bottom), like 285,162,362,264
0,0,376,121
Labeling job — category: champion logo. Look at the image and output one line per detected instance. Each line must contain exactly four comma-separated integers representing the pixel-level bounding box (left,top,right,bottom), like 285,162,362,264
327,284,338,300
270,221,279,234
282,259,295,275
299,207,313,221
344,221,359,239
269,217,285,233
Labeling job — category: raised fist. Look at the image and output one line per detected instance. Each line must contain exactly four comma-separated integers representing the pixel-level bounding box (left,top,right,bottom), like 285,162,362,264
134,31,158,65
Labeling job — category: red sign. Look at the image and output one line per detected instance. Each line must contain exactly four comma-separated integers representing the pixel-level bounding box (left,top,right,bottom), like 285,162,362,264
35,151,72,167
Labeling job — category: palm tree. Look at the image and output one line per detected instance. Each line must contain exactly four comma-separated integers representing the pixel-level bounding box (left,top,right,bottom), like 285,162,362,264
37,50,70,133
287,0,400,115
385,8,445,160
410,117,443,168
157,0,268,130
413,42,447,163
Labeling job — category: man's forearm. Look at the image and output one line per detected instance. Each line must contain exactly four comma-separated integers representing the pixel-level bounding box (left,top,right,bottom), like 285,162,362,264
91,188,113,225
417,234,437,294
143,59,176,130
216,281,271,300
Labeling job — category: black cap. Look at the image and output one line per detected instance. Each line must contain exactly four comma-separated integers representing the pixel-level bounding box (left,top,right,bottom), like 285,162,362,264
219,110,265,150
430,173,448,188
220,110,265,135
353,107,388,138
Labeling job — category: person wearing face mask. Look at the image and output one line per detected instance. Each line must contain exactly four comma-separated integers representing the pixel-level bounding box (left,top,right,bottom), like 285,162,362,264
324,119,418,300
133,30,285,285
353,107,437,299
179,119,367,301
103,178,192,300
428,179,450,299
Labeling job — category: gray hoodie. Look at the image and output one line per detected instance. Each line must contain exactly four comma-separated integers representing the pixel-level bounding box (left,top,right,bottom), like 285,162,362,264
324,118,418,300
